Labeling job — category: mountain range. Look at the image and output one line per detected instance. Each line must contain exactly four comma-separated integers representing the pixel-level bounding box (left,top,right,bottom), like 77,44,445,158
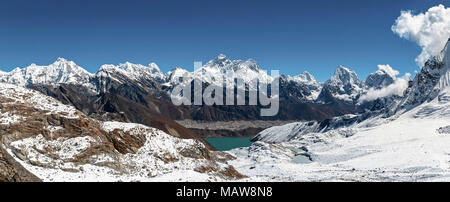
2,38,450,181
0,52,409,140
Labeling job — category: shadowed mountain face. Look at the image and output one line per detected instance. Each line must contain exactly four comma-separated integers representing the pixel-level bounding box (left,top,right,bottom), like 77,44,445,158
3,55,388,140
1,55,366,122
30,84,214,150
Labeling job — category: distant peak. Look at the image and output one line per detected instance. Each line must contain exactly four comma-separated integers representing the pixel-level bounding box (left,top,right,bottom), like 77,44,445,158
334,65,356,76
52,57,77,67
55,57,68,63
301,71,315,80
205,54,232,68
289,71,317,84
169,67,185,72
336,65,350,71
300,71,312,76
148,62,161,70
217,54,227,60
328,65,361,86
12,67,22,71
375,64,399,78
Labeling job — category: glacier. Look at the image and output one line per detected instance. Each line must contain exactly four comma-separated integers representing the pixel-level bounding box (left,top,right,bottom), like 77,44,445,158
228,38,450,182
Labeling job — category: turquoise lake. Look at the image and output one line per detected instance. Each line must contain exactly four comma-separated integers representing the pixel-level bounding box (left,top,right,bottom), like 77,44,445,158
204,137,253,151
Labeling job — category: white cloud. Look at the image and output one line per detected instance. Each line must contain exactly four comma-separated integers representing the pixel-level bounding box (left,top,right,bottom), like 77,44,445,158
392,4,450,67
359,65,410,103
377,64,399,77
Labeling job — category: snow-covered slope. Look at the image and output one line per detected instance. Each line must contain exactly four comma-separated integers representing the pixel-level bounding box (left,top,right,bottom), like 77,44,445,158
254,39,450,144
229,99,450,181
9,121,235,182
229,38,450,182
0,58,94,90
0,82,243,182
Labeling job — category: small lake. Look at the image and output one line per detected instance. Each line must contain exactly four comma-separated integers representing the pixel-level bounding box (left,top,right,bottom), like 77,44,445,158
204,137,253,151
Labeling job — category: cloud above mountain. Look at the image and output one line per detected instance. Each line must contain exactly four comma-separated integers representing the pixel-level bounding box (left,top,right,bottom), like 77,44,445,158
359,65,410,103
377,64,399,78
392,4,450,67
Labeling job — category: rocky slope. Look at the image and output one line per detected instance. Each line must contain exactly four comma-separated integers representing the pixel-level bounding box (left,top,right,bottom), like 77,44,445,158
0,83,243,182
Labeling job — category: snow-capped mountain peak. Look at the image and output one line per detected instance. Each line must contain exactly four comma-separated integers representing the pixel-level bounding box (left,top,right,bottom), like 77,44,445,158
0,57,93,88
399,38,450,108
149,62,162,74
217,53,227,60
317,65,362,103
205,54,232,68
364,65,398,89
287,71,318,85
331,65,361,86
55,57,68,63
193,55,273,87
97,61,164,82
203,54,262,72
164,67,193,85
283,71,322,101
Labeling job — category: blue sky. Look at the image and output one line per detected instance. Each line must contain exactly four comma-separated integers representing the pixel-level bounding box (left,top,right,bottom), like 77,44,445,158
0,0,448,81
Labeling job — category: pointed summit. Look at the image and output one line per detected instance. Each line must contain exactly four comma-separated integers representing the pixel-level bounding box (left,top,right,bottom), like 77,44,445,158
169,67,183,72
334,65,353,75
55,57,68,63
51,57,72,67
299,71,316,82
317,65,362,103
287,71,318,85
217,54,227,60
205,54,232,68
330,65,361,87
364,65,398,89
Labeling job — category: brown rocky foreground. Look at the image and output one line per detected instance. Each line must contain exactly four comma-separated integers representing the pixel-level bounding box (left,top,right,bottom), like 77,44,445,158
0,83,244,182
